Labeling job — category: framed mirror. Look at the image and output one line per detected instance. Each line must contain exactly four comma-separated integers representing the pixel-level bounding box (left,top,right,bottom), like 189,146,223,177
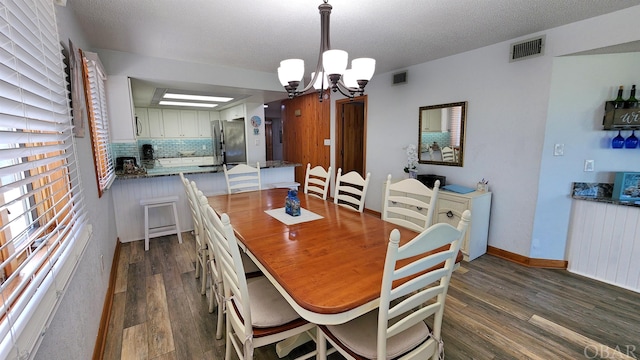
418,101,467,167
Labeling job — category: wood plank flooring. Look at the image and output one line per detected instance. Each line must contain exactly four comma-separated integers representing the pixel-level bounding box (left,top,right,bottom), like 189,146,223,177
103,232,640,359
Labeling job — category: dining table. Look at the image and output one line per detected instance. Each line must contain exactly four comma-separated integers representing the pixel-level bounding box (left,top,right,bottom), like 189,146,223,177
207,187,463,327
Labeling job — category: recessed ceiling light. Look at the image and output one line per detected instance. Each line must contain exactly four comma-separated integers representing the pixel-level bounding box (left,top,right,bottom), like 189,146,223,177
158,101,218,108
163,93,233,102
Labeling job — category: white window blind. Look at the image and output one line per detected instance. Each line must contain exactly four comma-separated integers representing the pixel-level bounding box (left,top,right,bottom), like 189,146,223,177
449,106,462,147
0,0,89,358
81,51,114,197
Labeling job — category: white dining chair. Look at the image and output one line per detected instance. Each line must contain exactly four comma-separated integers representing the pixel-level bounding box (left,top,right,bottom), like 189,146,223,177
441,146,455,162
215,212,316,360
224,162,261,194
382,174,440,232
304,163,332,200
317,210,471,360
198,193,262,338
184,179,208,295
334,169,371,212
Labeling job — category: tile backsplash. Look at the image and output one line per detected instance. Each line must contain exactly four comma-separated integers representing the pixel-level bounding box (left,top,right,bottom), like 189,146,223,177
420,132,451,152
112,139,214,160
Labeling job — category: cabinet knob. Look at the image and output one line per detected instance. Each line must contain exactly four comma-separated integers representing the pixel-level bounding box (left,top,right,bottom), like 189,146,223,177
446,210,454,218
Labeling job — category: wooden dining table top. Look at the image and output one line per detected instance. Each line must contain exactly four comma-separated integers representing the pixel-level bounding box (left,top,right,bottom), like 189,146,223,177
207,188,462,325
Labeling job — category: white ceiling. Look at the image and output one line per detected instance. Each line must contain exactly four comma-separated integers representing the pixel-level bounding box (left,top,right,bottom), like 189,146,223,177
66,0,640,109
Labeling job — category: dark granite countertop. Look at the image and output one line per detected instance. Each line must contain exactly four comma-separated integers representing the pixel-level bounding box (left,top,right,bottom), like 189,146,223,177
571,182,640,208
116,160,300,180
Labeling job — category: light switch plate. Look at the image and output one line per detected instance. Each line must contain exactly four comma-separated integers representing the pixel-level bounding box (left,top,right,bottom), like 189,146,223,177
323,139,331,146
584,160,594,172
554,143,564,156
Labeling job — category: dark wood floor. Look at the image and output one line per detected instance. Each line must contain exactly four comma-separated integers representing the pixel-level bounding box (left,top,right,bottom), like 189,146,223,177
103,232,640,360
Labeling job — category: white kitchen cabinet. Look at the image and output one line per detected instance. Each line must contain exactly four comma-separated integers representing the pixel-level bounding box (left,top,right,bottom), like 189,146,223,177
134,107,221,139
197,111,212,137
157,156,214,167
435,190,491,261
221,104,245,120
135,107,149,138
107,76,137,142
162,109,181,136
147,108,164,137
180,110,199,137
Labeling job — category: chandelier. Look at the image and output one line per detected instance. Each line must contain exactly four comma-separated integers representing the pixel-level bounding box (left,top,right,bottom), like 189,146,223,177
277,0,376,101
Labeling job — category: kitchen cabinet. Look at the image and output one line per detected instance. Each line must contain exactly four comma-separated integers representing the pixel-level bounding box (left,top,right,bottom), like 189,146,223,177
157,156,214,167
421,108,444,132
163,109,198,138
162,109,181,136
147,108,164,138
435,190,491,261
135,107,149,138
107,76,137,142
179,110,199,137
221,104,245,121
197,111,212,137
135,108,221,139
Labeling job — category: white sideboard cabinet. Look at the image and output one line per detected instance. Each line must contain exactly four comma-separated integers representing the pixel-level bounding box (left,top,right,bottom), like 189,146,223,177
435,190,491,261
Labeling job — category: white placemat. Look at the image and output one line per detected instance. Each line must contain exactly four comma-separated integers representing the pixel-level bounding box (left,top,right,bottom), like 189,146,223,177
265,207,324,225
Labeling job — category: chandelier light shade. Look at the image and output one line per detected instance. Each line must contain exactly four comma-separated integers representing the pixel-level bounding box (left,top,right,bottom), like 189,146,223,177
278,0,375,101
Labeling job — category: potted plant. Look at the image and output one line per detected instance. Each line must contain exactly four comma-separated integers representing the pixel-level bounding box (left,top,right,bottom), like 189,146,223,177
403,144,418,178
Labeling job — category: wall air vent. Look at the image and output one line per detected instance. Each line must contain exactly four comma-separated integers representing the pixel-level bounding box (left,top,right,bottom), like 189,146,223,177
392,71,407,85
510,35,545,62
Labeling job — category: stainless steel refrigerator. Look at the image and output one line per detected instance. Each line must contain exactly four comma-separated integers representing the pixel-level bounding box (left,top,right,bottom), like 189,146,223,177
212,118,247,165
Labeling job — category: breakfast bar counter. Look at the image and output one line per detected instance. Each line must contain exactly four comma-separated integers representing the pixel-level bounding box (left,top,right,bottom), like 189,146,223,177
111,161,300,242
567,182,640,293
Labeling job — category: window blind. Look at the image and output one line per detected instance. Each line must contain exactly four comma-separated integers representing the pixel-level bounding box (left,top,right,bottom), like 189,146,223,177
0,0,89,358
81,51,114,197
449,106,462,147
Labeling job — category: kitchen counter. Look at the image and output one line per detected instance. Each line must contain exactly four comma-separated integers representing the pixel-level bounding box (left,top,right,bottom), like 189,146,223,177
571,182,640,208
111,161,300,242
116,160,300,180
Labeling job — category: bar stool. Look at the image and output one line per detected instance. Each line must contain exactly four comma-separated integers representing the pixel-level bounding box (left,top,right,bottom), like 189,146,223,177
140,195,183,251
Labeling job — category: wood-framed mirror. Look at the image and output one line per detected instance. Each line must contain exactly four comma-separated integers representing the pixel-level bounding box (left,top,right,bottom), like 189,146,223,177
418,101,467,167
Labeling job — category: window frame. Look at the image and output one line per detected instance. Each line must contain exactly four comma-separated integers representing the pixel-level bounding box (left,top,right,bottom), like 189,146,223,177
0,0,90,358
80,50,115,198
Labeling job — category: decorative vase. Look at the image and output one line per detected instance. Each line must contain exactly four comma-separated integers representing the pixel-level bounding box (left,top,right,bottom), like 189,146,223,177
285,190,301,216
612,131,625,148
409,169,418,179
625,130,638,149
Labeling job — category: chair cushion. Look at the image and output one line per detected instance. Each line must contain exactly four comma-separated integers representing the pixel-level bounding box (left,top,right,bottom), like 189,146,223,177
246,277,300,328
325,309,430,359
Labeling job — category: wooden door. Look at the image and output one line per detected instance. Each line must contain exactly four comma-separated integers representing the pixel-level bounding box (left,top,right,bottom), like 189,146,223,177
281,92,331,184
265,119,273,161
335,96,367,175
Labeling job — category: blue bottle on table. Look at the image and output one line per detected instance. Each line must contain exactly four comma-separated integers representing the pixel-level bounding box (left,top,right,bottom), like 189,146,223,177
285,190,301,216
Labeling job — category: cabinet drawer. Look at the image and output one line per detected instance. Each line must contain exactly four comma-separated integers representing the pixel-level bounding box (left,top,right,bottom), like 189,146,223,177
158,158,181,167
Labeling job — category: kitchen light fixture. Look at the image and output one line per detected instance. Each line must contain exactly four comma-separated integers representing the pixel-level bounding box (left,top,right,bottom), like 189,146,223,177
158,101,218,108
163,93,233,102
277,0,375,101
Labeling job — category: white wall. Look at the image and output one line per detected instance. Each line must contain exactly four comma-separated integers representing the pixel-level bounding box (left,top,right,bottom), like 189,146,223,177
33,5,119,360
533,53,640,259
361,5,640,259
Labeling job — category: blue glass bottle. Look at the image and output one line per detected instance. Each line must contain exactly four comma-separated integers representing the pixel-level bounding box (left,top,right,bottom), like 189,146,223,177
285,190,301,216
625,130,638,149
612,130,625,148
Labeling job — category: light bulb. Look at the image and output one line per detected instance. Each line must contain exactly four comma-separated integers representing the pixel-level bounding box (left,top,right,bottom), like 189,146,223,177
322,50,348,76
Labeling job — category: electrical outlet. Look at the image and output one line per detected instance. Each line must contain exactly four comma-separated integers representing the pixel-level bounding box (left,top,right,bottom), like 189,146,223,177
584,160,594,172
553,143,564,156
254,139,259,146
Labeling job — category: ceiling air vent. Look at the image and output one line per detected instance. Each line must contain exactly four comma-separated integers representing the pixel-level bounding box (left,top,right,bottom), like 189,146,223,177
392,71,407,85
510,35,545,62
